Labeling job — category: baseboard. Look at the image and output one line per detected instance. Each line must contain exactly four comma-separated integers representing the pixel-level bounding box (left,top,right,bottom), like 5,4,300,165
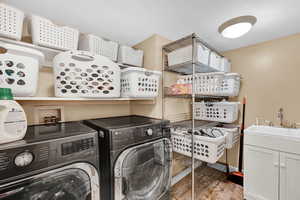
207,162,241,173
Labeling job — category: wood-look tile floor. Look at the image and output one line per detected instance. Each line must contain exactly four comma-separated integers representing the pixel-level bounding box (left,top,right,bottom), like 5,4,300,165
171,166,243,200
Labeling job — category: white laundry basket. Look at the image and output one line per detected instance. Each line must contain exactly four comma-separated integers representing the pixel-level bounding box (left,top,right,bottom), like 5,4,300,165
167,43,210,67
195,101,239,123
0,4,24,40
203,125,240,149
210,51,222,71
118,46,144,67
53,50,120,98
79,34,119,62
171,131,225,163
220,57,231,73
121,67,161,98
0,41,44,96
220,73,240,96
30,15,79,50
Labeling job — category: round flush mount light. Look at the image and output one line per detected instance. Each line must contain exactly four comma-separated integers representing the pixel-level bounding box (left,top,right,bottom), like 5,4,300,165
218,15,257,39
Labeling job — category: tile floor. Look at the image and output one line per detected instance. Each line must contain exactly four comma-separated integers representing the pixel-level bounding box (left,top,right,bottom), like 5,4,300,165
171,165,243,200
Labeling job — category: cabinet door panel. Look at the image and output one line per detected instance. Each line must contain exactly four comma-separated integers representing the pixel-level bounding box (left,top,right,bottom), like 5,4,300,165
244,145,279,200
280,152,300,200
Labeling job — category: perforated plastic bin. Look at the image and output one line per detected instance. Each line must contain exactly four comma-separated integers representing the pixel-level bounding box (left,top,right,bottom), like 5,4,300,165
171,131,225,164
0,4,24,40
30,15,79,50
180,72,224,95
203,125,240,149
220,73,240,96
195,101,239,123
118,46,144,67
53,50,120,98
0,41,44,96
79,34,119,62
220,57,231,73
210,51,222,71
121,67,161,98
167,44,210,67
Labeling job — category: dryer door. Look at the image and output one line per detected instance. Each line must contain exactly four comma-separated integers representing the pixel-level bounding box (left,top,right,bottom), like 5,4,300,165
0,163,100,200
114,138,172,200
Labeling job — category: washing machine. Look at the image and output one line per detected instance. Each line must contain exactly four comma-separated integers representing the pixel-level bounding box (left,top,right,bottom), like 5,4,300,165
84,115,172,200
0,122,100,200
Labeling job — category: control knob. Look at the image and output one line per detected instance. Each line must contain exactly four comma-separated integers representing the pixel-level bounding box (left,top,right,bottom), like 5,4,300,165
146,128,153,136
14,151,34,167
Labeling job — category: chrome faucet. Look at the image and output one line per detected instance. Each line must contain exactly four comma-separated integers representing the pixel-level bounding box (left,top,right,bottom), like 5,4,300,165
277,108,284,127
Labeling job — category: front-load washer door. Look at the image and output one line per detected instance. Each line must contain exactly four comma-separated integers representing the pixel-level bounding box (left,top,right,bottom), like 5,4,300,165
0,163,100,200
114,138,172,200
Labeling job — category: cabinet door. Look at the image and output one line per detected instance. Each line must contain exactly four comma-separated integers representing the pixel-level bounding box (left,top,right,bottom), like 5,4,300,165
244,145,279,200
280,152,300,200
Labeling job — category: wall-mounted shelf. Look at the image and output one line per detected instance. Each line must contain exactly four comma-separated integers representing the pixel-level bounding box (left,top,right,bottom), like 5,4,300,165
0,37,63,67
15,97,154,101
165,94,228,100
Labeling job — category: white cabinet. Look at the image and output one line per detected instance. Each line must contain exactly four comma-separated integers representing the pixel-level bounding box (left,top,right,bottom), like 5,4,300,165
280,153,300,200
244,145,279,200
245,145,300,200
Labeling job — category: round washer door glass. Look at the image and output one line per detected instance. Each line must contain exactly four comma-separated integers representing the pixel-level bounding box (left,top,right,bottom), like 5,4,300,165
0,169,92,200
116,139,172,200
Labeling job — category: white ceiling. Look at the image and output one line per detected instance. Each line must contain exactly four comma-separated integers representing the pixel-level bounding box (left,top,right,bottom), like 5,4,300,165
6,0,300,51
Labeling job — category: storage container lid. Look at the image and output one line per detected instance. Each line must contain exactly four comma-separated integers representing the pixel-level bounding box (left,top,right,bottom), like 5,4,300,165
0,88,13,100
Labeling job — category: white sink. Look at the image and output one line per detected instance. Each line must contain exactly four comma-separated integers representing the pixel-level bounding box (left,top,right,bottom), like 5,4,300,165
245,125,300,154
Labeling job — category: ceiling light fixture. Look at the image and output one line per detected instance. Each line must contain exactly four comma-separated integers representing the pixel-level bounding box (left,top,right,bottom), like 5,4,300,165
218,15,257,39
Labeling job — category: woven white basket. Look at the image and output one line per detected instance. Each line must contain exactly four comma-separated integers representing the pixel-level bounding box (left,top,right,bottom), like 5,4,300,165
0,41,44,96
121,67,161,98
167,44,210,67
171,131,225,163
79,34,119,62
30,15,79,50
53,50,120,98
118,46,143,67
195,101,239,123
0,4,24,40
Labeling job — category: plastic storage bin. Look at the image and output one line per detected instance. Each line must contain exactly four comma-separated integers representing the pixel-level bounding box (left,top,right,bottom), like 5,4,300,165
195,101,239,123
203,125,240,149
171,131,225,163
0,4,24,40
220,57,231,73
53,50,120,98
179,72,240,97
220,73,240,96
0,41,44,96
118,45,144,67
79,34,119,62
121,67,161,98
30,15,79,50
210,51,222,71
167,44,210,67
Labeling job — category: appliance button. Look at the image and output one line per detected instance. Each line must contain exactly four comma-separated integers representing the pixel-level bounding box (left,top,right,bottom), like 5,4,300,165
14,151,34,167
146,128,153,136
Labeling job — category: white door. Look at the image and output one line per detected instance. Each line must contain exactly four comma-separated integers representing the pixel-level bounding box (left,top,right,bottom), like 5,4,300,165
244,145,279,200
280,152,300,200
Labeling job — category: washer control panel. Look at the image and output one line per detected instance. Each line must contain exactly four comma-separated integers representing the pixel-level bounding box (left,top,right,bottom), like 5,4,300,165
61,138,94,156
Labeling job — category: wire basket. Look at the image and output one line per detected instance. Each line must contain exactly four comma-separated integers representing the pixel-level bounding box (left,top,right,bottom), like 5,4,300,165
53,50,120,98
0,4,24,40
79,34,119,62
195,101,239,123
171,131,225,163
30,15,79,50
0,41,44,96
118,45,144,67
121,67,161,98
